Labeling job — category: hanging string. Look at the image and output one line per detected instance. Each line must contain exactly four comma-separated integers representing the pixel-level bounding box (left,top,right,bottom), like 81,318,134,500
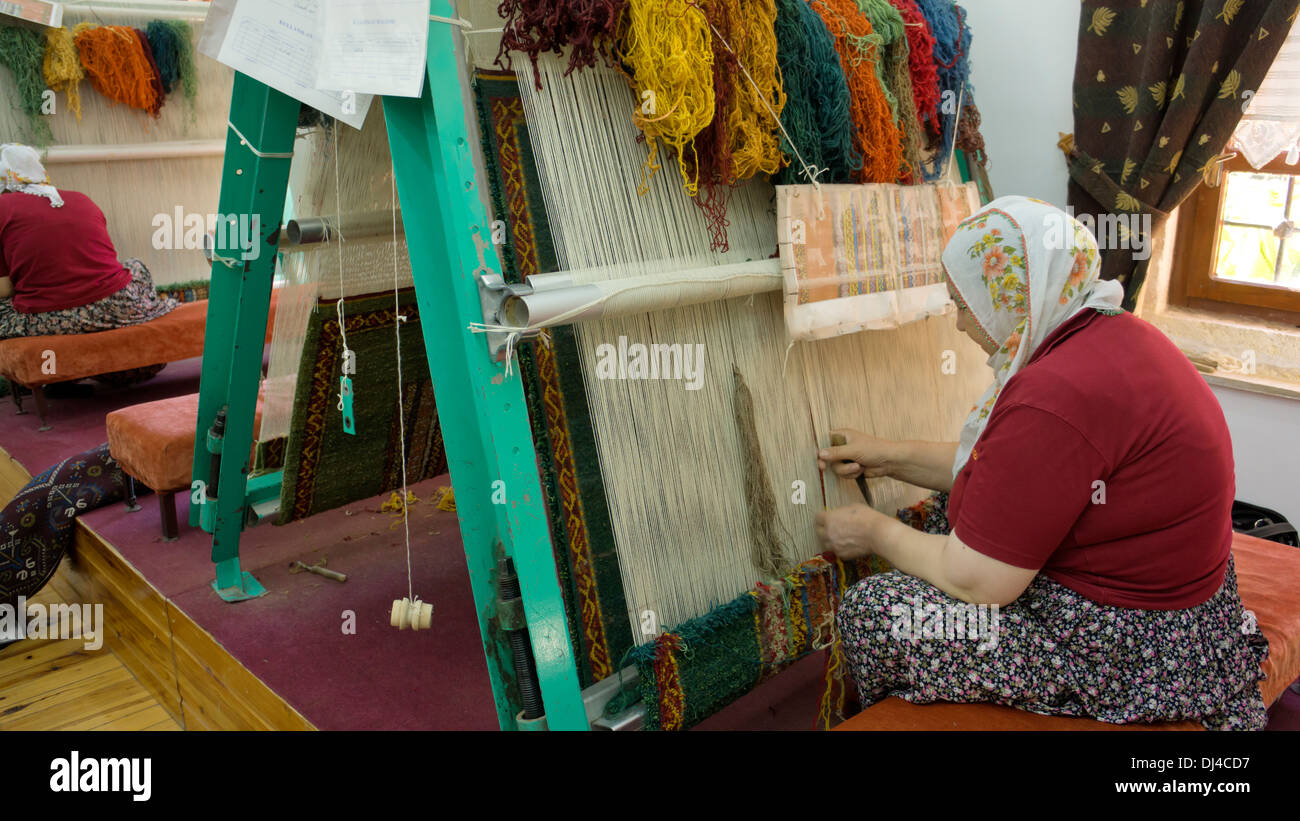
496,0,629,89
0,25,53,144
73,23,163,117
331,123,352,401
808,0,903,183
773,0,859,185
390,156,414,603
44,26,85,123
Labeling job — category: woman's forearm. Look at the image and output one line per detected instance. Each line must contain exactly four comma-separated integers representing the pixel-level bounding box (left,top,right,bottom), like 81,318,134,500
886,440,958,492
0,277,12,299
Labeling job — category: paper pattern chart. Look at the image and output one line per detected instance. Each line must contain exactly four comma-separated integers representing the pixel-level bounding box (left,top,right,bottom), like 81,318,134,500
316,0,430,98
206,0,374,129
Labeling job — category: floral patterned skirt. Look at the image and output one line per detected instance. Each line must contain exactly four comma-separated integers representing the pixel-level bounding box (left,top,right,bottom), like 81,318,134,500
836,493,1272,730
0,259,177,339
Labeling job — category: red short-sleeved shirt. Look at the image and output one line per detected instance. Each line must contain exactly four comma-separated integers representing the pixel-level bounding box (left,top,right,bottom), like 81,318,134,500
0,189,131,313
948,308,1234,610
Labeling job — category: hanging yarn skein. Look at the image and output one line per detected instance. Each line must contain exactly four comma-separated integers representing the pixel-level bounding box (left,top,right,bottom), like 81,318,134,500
73,23,164,117
691,0,738,252
914,0,972,178
0,25,53,144
617,0,715,196
44,26,85,122
856,0,925,182
723,0,785,183
733,364,792,581
497,0,629,89
888,0,940,126
808,0,903,184
773,0,859,185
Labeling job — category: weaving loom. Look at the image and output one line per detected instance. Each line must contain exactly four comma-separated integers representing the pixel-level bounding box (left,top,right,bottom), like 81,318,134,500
193,0,992,730
0,1,233,287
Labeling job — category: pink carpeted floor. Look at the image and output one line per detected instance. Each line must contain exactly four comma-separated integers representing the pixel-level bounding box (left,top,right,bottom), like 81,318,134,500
2,362,835,730
4,361,1295,731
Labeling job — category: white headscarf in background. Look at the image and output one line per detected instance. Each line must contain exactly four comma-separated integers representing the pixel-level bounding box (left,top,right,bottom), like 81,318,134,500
0,143,63,207
941,195,1124,477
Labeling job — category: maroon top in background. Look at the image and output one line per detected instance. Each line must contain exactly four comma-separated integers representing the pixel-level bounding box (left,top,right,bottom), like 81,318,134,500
0,189,131,313
949,309,1235,610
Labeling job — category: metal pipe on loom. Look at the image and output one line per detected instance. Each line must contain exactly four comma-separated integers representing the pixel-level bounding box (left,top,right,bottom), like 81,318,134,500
501,260,781,328
287,211,406,245
510,53,993,638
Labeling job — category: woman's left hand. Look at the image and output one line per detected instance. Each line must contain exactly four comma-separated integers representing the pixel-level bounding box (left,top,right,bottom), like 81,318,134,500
814,504,887,561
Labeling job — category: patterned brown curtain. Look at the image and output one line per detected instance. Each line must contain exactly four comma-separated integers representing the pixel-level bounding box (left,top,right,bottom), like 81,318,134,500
1063,0,1300,309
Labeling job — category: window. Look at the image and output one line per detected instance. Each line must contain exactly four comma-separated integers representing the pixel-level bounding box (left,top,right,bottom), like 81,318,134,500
1171,153,1300,323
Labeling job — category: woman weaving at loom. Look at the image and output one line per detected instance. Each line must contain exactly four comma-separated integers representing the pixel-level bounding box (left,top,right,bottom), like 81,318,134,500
815,195,1268,730
0,143,176,340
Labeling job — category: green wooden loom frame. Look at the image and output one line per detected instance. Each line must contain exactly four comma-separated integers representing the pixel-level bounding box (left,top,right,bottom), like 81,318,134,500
188,2,588,731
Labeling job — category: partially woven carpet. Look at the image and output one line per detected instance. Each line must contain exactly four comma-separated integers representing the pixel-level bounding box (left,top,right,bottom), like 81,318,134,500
474,68,634,688
276,289,446,523
0,444,125,609
627,553,885,731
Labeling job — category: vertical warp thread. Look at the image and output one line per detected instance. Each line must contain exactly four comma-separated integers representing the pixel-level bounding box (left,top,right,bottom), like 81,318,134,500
44,26,85,123
0,25,52,144
733,364,791,581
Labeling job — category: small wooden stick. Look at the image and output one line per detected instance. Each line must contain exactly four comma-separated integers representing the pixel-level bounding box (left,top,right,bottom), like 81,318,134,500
830,433,873,507
289,560,348,583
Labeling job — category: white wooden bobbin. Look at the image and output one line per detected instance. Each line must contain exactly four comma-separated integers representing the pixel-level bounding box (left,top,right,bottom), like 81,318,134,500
390,597,433,631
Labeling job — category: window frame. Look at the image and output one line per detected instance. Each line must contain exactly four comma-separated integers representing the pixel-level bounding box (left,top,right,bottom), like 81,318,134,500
1170,153,1300,325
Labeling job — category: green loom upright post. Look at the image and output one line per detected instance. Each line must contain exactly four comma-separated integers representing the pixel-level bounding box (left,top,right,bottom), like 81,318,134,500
382,2,587,730
190,73,299,601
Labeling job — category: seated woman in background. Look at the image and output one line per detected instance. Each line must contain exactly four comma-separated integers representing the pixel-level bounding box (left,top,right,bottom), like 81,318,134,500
0,143,176,340
816,195,1268,730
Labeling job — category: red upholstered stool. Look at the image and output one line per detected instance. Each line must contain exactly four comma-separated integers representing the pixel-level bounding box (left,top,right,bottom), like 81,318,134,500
835,533,1300,731
1,291,277,430
106,392,264,541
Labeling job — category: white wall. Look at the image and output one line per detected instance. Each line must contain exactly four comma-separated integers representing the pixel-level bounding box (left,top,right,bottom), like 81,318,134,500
964,0,1080,207
1211,387,1300,521
963,0,1300,526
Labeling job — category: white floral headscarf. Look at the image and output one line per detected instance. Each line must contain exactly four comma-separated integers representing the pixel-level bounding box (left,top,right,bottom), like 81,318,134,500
942,195,1124,477
0,143,63,207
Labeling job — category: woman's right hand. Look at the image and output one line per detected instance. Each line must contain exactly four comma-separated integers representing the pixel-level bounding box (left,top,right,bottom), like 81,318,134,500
817,429,895,480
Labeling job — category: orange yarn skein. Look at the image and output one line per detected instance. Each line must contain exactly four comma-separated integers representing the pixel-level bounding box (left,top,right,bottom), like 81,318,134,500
807,0,904,183
73,24,163,117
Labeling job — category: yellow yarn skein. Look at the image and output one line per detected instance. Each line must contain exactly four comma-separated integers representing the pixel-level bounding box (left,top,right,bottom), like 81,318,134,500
44,27,85,121
618,0,715,196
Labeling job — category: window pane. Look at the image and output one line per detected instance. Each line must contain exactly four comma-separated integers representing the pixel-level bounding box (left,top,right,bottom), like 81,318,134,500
1281,241,1300,288
1221,171,1289,225
1214,224,1281,283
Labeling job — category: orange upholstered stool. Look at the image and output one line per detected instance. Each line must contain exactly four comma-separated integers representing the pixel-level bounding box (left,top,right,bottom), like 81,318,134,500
834,532,1300,731
106,392,264,541
1,292,277,430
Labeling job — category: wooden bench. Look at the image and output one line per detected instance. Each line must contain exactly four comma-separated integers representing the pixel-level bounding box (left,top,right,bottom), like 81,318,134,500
106,391,265,541
834,532,1300,731
0,293,276,430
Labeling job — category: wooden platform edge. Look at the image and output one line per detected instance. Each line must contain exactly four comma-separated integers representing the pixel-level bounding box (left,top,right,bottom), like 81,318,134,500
1,445,316,731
